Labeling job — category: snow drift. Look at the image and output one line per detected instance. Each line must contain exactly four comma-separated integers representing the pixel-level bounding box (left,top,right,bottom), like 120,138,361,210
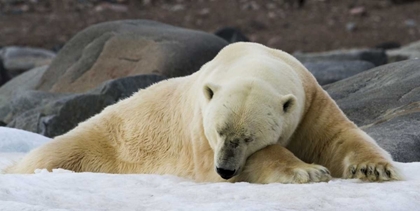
0,127,419,211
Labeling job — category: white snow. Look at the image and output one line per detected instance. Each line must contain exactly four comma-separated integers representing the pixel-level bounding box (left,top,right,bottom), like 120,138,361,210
0,127,419,211
0,127,51,153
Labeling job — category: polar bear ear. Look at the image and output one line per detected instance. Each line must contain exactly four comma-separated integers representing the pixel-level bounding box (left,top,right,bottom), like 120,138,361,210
203,83,220,100
280,94,297,113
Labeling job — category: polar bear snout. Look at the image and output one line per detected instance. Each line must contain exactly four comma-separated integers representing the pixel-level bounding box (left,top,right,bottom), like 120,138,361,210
215,140,247,180
216,167,237,179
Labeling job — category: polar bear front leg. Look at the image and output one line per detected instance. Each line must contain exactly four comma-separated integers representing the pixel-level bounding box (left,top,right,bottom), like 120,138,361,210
234,144,331,184
321,129,403,182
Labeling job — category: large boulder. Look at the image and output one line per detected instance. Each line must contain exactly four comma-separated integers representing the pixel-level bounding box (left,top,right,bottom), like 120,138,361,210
294,48,387,67
325,60,420,162
36,19,228,93
304,61,375,85
3,74,166,138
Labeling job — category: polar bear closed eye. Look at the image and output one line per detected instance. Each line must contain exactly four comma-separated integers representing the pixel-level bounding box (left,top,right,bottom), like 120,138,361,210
6,42,401,184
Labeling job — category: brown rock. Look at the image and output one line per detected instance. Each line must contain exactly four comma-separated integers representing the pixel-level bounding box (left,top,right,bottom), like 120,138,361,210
36,20,227,93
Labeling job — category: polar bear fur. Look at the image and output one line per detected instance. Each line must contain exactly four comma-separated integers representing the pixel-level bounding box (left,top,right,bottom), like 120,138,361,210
6,42,401,183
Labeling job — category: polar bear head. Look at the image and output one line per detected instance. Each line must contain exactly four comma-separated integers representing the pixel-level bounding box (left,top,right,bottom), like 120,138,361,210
202,77,300,180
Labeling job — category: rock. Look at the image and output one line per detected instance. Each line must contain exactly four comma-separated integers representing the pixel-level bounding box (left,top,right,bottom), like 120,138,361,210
0,59,11,86
215,27,249,43
387,40,420,62
0,46,55,77
294,48,387,67
0,65,48,108
4,74,165,137
1,90,66,124
89,74,165,100
304,61,375,85
35,93,117,137
198,8,210,16
7,109,44,133
346,22,357,32
404,19,417,27
349,6,366,16
363,113,420,163
325,60,420,162
36,20,227,93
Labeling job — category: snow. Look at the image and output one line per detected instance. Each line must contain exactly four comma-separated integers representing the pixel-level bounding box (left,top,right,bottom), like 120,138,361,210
0,127,419,211
0,127,51,153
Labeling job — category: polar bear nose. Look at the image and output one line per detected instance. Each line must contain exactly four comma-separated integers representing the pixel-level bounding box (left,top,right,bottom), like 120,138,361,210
216,167,236,179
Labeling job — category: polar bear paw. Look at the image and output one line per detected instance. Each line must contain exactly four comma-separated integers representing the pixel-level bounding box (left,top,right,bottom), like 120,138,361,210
344,161,402,182
267,164,331,184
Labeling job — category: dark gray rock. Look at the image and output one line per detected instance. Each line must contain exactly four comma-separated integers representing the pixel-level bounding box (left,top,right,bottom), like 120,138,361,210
89,74,165,100
4,74,165,138
215,27,249,43
38,94,117,137
36,19,227,93
1,90,67,124
0,46,55,77
294,48,387,67
304,60,375,85
325,60,420,162
363,112,420,163
8,109,43,133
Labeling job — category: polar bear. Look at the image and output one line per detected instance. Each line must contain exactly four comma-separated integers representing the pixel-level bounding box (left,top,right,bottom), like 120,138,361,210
6,42,401,183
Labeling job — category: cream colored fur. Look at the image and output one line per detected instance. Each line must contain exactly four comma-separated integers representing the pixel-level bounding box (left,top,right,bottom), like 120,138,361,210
5,42,401,183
